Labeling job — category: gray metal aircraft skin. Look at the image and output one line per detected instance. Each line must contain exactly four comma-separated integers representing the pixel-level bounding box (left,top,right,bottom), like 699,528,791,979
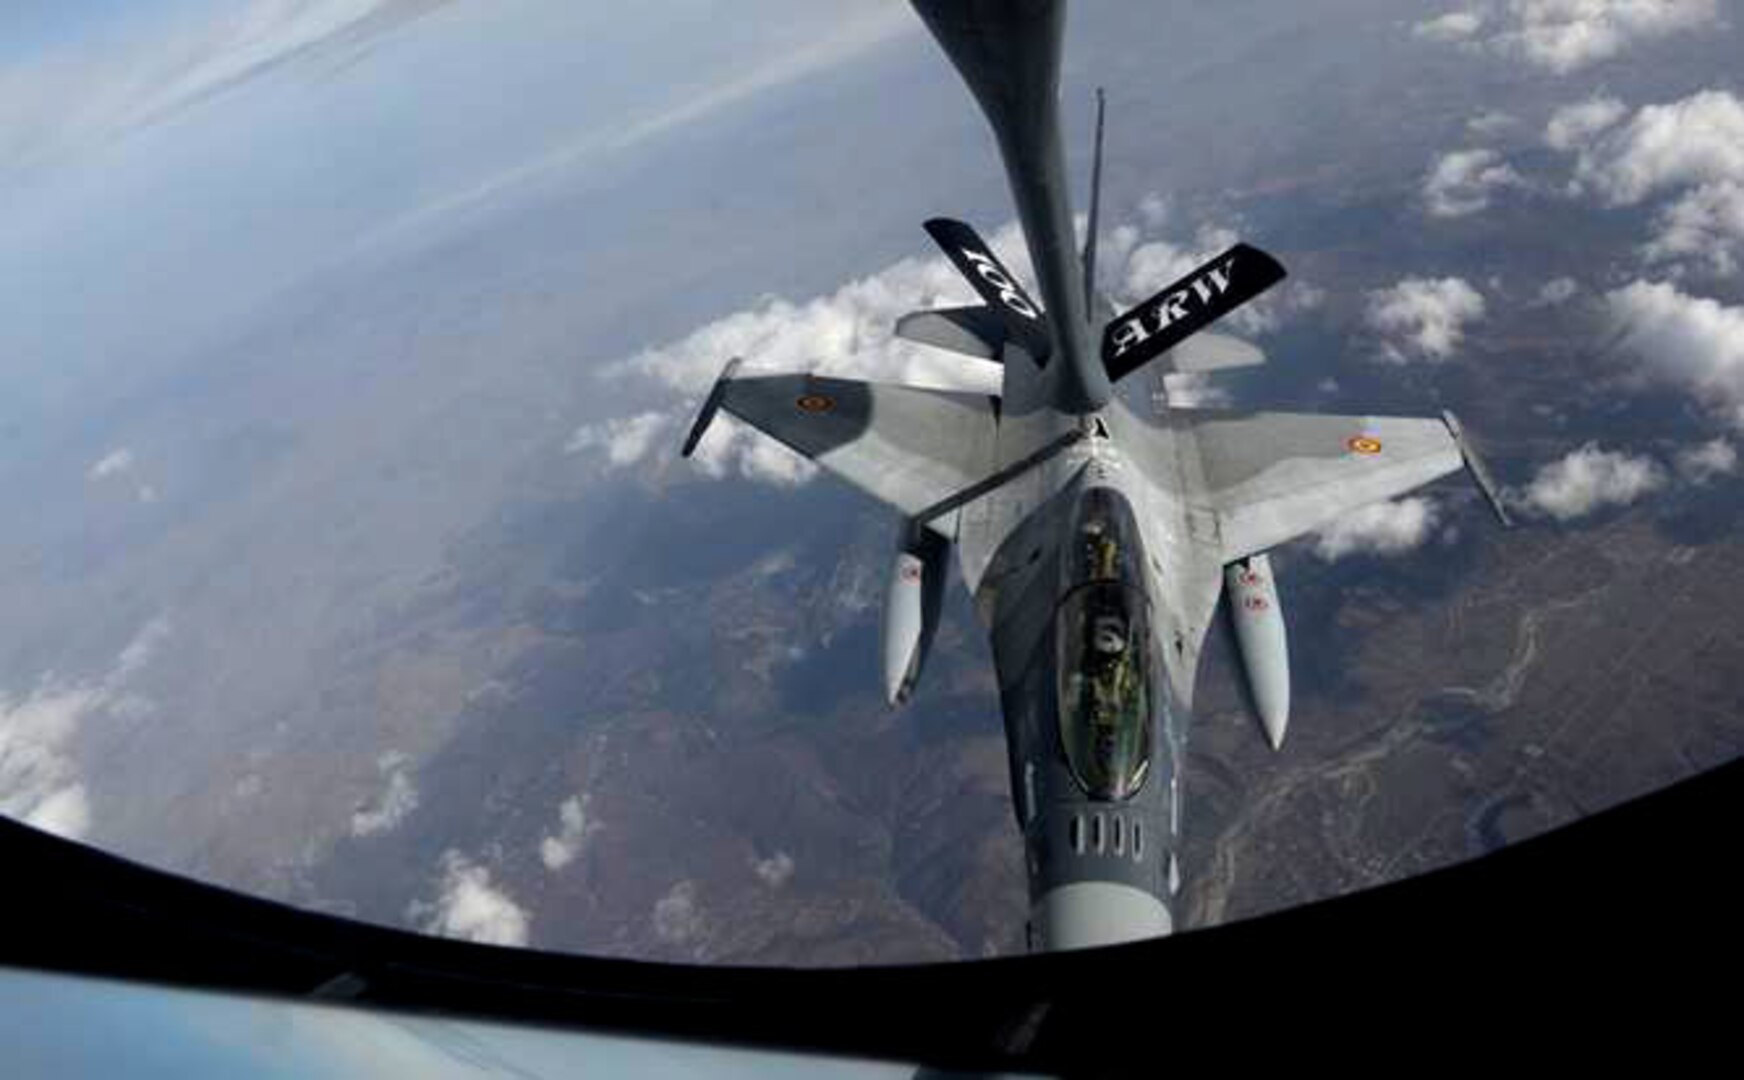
683,0,1506,952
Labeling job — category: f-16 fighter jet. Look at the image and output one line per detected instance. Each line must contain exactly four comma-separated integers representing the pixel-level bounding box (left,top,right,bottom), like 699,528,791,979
682,0,1509,951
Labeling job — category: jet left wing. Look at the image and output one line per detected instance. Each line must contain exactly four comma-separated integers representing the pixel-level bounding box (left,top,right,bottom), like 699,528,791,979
685,365,998,531
1180,408,1466,561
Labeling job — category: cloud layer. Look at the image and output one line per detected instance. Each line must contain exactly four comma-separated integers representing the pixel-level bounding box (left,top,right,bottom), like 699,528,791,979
539,794,600,872
1675,437,1738,483
1513,443,1667,519
1424,148,1524,217
1551,90,1744,275
1312,498,1442,560
412,851,531,947
753,851,795,888
1535,277,1581,306
86,448,135,481
350,751,419,838
1606,280,1744,429
1364,277,1487,362
0,618,170,839
652,880,704,945
1414,1,1720,73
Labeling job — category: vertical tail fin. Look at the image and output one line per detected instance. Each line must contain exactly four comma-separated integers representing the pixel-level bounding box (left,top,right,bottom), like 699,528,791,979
1082,88,1106,317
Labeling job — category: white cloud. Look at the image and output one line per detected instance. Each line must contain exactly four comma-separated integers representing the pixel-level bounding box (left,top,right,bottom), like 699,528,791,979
625,228,1024,398
1606,280,1744,428
1498,0,1719,73
1312,498,1441,560
1565,90,1744,205
1157,371,1234,408
114,616,172,680
1676,438,1738,483
87,448,135,481
1468,110,1519,137
412,851,530,947
1544,95,1627,152
1512,442,1667,519
564,411,676,466
0,618,170,840
1136,192,1171,228
1415,10,1488,42
0,684,102,839
652,880,703,945
1364,276,1487,362
1535,276,1581,305
1548,91,1744,276
350,751,419,838
1117,223,1239,300
753,852,795,888
539,794,600,871
1421,1,1721,73
1424,148,1525,217
1643,181,1744,276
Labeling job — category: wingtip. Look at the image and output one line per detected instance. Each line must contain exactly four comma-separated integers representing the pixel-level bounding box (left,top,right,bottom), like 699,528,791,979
680,357,742,458
1441,409,1513,528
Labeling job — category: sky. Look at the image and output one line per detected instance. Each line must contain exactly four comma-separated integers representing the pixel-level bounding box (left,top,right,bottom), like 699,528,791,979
0,0,914,437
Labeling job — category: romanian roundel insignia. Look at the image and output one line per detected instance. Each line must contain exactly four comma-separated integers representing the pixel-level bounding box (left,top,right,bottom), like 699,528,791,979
1347,435,1383,455
1244,595,1269,612
796,393,836,414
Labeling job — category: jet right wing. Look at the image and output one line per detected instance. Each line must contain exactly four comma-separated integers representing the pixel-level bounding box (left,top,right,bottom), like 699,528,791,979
684,364,998,533
1181,408,1467,562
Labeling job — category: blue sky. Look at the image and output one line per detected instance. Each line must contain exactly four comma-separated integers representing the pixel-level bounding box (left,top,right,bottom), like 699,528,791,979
0,1,914,425
0,1,180,59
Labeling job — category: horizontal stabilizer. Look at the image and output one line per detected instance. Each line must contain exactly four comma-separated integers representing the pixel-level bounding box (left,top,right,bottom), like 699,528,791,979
922,218,1052,361
1102,244,1286,383
895,305,1007,360
1163,332,1265,375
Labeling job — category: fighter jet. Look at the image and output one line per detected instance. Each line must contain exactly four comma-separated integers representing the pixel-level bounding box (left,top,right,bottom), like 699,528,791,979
681,0,1509,951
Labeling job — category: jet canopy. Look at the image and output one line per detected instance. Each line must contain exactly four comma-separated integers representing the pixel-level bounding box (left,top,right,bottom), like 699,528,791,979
1055,487,1156,801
